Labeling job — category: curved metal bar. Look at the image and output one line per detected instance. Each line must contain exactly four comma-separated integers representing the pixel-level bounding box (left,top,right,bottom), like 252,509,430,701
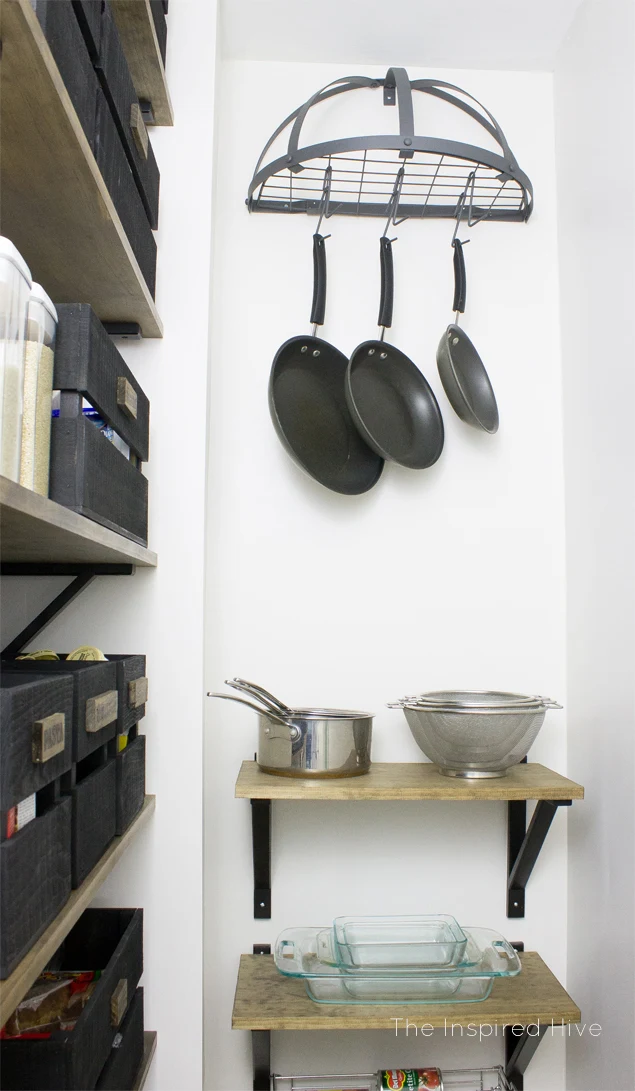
384,67,415,157
411,79,518,167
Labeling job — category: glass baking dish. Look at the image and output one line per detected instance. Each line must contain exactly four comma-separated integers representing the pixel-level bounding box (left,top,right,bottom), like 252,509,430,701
332,915,468,970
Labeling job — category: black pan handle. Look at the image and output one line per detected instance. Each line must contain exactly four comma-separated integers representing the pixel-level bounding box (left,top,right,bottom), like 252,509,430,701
452,238,467,315
310,233,326,328
378,236,394,329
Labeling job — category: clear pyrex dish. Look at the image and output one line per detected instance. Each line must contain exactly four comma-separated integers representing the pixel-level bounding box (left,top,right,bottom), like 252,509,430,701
332,914,468,970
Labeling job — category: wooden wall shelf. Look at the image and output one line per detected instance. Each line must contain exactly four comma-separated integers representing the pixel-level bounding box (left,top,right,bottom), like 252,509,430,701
0,795,156,1025
0,477,158,567
110,0,173,126
0,0,162,337
235,762,583,921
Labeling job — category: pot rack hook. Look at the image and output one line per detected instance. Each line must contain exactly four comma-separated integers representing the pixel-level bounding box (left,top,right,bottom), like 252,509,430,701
315,164,333,236
382,166,407,237
451,170,477,244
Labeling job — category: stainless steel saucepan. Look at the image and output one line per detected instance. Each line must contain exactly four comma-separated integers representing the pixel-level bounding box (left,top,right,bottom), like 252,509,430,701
208,679,373,778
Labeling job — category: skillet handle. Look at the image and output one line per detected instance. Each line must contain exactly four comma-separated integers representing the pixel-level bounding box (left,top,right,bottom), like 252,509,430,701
378,236,394,329
310,233,327,328
452,239,467,315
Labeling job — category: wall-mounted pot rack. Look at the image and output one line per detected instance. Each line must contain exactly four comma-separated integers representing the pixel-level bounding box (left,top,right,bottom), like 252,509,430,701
247,67,533,223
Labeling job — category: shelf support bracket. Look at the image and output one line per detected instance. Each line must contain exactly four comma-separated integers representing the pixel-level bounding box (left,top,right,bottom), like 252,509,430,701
0,564,134,657
251,799,271,919
505,1023,547,1089
251,945,271,1091
507,798,572,917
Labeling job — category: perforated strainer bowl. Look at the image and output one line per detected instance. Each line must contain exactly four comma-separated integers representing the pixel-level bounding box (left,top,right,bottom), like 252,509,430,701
388,691,562,778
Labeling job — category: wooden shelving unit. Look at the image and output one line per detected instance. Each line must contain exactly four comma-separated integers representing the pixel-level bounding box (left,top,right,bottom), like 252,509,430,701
233,952,581,1030
0,796,156,1025
0,0,162,337
0,476,157,567
110,0,173,126
133,1031,158,1090
236,761,584,802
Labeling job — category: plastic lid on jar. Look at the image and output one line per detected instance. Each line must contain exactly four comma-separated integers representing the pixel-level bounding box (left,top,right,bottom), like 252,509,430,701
0,236,32,288
27,282,57,345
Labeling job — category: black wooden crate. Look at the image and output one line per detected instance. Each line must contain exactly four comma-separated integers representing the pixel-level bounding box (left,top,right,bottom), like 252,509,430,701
95,987,143,1090
0,908,143,1090
50,413,148,546
32,0,98,146
93,87,158,296
96,5,160,228
115,732,145,836
54,305,149,462
2,660,119,763
72,0,104,60
105,654,147,734
0,797,72,979
149,0,167,65
71,751,116,887
0,672,73,813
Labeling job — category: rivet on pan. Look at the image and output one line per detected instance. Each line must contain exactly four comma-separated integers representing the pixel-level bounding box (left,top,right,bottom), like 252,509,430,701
301,346,308,353
380,352,387,359
313,350,320,357
452,337,460,345
368,348,375,355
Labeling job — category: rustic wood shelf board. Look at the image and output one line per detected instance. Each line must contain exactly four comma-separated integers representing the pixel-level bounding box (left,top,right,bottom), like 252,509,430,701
0,0,162,337
133,1031,158,1090
0,796,156,1024
0,477,157,566
232,953,580,1031
235,761,584,802
110,0,173,126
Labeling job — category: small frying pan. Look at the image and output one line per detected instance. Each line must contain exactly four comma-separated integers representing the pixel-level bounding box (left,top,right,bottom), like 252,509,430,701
269,232,384,495
436,238,499,434
345,233,444,469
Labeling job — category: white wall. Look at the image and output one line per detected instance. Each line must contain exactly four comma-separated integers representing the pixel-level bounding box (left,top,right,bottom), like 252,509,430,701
1,3,217,1088
554,2,635,1089
204,61,567,1090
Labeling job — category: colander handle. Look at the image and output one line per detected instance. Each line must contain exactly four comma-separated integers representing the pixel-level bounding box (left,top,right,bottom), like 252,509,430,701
532,696,563,709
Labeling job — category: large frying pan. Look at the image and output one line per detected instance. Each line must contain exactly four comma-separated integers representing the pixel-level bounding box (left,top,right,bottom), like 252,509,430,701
269,232,384,494
346,233,444,470
436,237,499,435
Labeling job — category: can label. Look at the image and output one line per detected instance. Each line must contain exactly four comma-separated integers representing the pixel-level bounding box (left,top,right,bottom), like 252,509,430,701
381,1070,442,1090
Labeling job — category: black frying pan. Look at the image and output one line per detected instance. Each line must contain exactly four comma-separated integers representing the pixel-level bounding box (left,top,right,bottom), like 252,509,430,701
436,239,499,434
346,235,444,469
269,233,384,494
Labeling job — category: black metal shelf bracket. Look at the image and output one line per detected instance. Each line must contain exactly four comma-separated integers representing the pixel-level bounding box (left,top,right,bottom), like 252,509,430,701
505,1023,547,1090
0,563,134,657
251,945,271,1091
507,798,572,917
251,798,271,919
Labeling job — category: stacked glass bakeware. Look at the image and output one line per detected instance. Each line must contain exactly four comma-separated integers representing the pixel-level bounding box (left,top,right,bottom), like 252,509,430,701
274,915,521,1004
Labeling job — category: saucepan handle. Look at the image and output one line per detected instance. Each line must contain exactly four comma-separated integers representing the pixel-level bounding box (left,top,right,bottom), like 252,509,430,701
310,233,327,328
207,692,291,730
452,238,467,315
378,236,394,330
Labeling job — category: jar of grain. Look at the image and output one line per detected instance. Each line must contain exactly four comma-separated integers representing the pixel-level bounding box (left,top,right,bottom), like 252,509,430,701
20,283,58,495
0,237,32,482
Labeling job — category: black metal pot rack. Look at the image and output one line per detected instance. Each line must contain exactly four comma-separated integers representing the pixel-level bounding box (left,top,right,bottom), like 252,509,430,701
247,67,533,223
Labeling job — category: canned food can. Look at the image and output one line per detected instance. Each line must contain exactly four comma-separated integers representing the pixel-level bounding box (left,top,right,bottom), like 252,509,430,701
380,1070,442,1090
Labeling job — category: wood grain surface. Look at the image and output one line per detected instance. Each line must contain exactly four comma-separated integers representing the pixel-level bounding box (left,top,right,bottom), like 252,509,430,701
232,953,581,1030
110,0,173,125
235,761,584,801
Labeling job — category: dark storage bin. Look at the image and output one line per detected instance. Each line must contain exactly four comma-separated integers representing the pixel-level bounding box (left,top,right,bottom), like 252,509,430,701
32,0,98,146
0,672,73,812
0,908,143,1090
95,987,144,1090
72,0,104,60
149,0,167,65
71,752,116,887
93,88,158,296
115,732,145,836
96,5,160,228
54,306,149,463
0,797,72,979
105,654,148,734
2,660,119,763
